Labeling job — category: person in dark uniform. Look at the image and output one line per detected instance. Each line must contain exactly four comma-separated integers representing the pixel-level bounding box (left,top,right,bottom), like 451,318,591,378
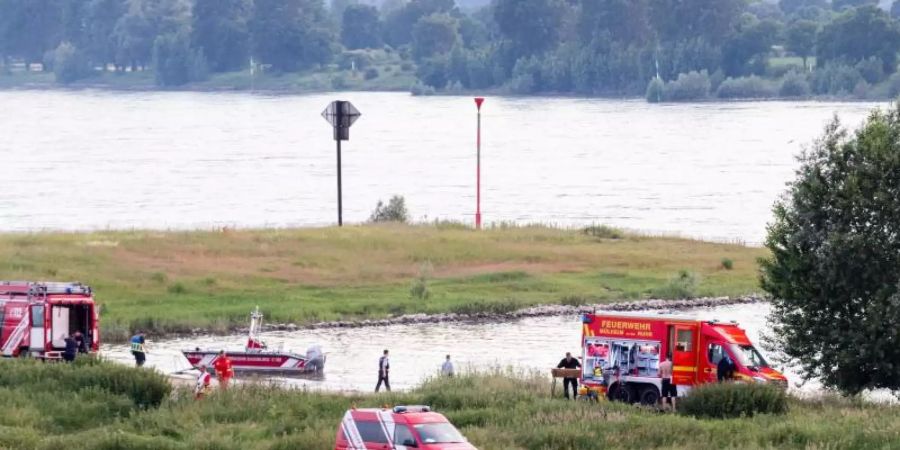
73,330,87,353
557,352,582,400
63,335,77,362
375,349,391,392
717,354,734,382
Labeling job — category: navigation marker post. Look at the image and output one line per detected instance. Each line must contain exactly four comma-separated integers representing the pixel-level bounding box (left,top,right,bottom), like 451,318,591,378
474,97,484,230
321,100,362,227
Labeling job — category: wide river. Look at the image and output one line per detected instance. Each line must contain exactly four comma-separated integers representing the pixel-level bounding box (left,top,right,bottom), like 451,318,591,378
0,90,887,243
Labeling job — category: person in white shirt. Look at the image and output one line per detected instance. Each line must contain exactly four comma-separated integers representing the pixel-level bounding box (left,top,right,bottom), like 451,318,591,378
194,365,212,400
441,354,455,377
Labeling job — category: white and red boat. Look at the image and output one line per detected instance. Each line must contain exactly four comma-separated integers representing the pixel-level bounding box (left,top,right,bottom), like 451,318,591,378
182,308,324,374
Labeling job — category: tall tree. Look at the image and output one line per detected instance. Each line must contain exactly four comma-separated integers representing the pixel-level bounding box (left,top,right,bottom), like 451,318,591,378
762,106,900,395
778,0,828,15
721,18,781,76
412,13,458,61
0,0,65,68
816,5,900,73
383,0,456,48
192,0,251,72
832,0,878,11
113,0,191,71
341,4,381,50
84,0,127,69
493,0,564,58
892,0,900,19
579,0,651,45
650,0,744,43
786,19,818,68
250,0,335,72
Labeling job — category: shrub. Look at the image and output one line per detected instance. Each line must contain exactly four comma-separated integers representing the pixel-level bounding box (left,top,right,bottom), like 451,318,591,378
678,382,788,419
331,74,348,89
152,32,208,87
855,56,884,84
664,70,710,101
582,225,623,240
410,81,436,96
364,67,379,80
651,270,699,299
715,76,777,99
167,282,187,294
779,71,810,97
451,300,519,315
337,50,373,70
645,77,664,103
53,42,93,84
721,258,734,270
410,261,432,300
810,64,862,95
400,62,414,72
369,195,408,223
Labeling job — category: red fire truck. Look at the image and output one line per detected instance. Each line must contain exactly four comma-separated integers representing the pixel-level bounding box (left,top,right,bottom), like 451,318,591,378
0,281,100,358
580,312,786,404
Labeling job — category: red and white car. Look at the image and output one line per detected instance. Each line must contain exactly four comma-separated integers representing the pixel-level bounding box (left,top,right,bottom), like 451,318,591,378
335,405,476,450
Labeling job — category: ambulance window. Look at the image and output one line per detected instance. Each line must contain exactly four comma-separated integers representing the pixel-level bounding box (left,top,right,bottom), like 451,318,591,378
31,306,44,327
676,329,693,352
356,421,389,444
394,425,418,447
708,343,725,364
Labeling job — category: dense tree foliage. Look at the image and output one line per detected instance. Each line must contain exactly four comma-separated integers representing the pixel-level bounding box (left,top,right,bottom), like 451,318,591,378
761,105,900,395
341,4,381,50
1,0,900,96
192,0,251,72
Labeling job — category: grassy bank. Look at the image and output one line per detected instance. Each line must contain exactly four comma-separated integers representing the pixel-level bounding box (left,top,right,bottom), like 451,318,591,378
0,49,416,93
1,359,898,449
0,224,765,340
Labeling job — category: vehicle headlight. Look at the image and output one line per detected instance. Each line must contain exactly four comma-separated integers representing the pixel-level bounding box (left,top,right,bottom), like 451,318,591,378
752,376,767,383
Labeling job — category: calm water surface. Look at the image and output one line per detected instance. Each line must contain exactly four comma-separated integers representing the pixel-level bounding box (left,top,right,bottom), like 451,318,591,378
0,91,886,242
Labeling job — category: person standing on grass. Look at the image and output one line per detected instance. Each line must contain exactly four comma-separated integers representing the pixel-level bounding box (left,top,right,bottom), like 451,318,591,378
195,365,212,400
73,330,87,353
213,350,234,390
658,356,676,411
375,349,391,392
441,354,455,377
130,331,147,367
63,335,77,362
557,352,581,400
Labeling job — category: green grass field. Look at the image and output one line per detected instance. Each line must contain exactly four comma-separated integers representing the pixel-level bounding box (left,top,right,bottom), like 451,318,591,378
0,224,766,341
1,359,897,450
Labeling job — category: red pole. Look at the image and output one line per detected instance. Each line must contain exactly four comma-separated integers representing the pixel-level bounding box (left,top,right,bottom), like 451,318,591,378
474,97,484,230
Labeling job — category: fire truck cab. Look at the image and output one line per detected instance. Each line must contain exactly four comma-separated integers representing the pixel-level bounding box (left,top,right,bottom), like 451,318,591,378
580,312,786,404
0,281,100,359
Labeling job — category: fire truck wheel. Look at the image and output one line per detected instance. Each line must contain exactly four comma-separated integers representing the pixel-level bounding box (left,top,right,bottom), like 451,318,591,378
606,382,634,403
638,385,660,406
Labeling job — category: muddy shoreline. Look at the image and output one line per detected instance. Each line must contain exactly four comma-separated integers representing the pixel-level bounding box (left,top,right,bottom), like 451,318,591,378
255,295,769,333
127,296,768,343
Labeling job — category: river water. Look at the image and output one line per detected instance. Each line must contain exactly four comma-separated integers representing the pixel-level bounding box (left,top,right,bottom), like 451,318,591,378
0,90,887,243
104,303,796,393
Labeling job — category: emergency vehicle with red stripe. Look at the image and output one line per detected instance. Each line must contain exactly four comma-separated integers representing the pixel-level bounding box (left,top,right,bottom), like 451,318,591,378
0,281,99,359
335,405,476,450
580,312,787,404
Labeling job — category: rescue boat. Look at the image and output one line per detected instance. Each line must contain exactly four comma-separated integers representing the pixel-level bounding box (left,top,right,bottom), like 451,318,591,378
181,307,324,374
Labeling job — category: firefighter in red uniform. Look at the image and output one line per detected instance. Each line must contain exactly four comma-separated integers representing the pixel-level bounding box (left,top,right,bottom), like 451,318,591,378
213,350,234,390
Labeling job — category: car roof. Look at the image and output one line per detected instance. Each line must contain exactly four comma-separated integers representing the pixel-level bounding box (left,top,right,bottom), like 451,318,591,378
350,409,449,425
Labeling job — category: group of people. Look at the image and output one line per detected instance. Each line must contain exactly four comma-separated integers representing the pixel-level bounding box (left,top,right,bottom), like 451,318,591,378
556,351,739,411
373,350,455,393
61,330,88,362
194,350,235,400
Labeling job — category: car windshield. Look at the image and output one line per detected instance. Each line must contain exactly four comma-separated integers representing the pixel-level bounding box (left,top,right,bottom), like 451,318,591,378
413,423,466,444
730,344,769,369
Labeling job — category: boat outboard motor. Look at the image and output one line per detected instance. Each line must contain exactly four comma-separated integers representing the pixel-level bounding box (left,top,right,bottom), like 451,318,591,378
306,345,325,372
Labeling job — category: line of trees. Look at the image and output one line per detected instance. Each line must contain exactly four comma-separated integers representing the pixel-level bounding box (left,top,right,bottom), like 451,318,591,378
2,0,900,95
